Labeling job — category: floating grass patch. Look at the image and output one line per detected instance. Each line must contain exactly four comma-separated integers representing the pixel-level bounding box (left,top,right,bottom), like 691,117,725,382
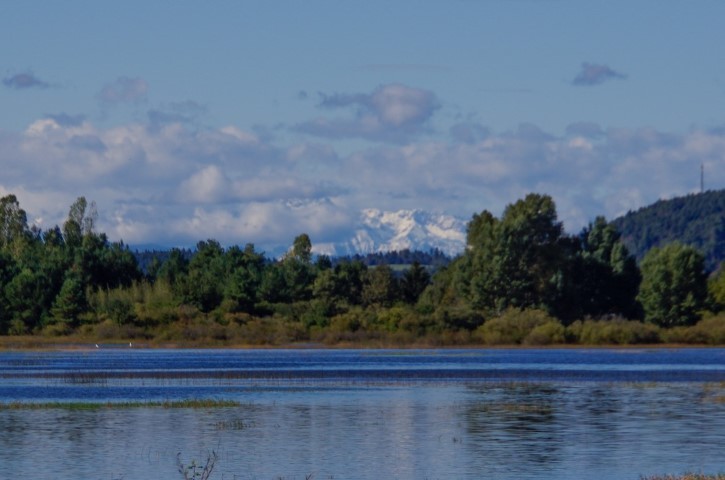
0,399,240,410
478,402,554,415
641,474,725,480
213,419,253,430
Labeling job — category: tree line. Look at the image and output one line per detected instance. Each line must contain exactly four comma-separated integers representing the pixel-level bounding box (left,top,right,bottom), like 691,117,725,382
0,192,723,345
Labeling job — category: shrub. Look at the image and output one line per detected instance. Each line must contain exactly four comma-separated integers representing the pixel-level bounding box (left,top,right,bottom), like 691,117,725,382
524,321,566,345
473,308,557,345
92,319,146,340
567,318,661,345
662,314,725,345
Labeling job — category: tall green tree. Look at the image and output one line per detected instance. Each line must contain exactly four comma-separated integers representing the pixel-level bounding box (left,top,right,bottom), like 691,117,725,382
63,196,96,249
224,243,265,313
280,234,315,302
467,210,499,311
180,240,226,312
556,217,641,321
490,193,563,312
0,251,18,333
4,268,47,332
638,242,708,326
362,264,397,307
50,273,87,326
0,194,30,257
400,261,430,304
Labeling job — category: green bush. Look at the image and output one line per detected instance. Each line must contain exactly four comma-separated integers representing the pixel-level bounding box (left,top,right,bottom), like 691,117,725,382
473,308,556,345
91,319,146,340
567,318,661,345
662,314,725,345
524,321,566,345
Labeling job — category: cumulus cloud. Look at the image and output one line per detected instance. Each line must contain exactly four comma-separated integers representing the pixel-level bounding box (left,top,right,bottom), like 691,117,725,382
295,83,440,143
1,107,724,253
572,62,627,86
3,72,50,89
97,76,149,105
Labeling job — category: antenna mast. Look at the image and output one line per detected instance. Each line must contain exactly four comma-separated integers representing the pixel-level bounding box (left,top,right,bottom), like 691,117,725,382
700,163,704,193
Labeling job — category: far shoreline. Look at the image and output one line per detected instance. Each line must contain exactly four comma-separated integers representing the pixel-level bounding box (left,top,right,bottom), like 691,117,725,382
0,335,721,351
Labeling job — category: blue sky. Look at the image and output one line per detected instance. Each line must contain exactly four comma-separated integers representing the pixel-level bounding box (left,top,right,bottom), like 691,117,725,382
1,0,724,251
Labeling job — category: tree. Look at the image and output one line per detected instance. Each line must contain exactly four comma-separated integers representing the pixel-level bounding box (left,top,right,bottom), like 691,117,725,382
224,244,265,313
332,261,367,306
362,264,397,307
4,268,47,332
0,251,18,333
279,234,315,302
50,273,87,326
0,194,29,255
400,261,430,304
63,197,96,248
556,217,640,321
179,240,226,312
290,233,312,264
469,193,564,314
156,248,189,287
638,242,708,326
708,263,725,311
467,210,499,310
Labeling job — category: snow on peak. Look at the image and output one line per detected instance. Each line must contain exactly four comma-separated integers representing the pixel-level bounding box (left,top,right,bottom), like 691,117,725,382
325,208,466,257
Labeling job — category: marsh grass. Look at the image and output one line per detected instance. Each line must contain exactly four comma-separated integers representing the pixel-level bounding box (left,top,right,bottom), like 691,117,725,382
0,399,240,410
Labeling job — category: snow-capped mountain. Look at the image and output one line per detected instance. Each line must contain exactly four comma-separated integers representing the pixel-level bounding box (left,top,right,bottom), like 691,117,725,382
314,209,467,257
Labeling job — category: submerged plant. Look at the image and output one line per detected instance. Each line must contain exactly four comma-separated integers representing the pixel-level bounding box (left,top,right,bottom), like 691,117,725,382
177,451,217,480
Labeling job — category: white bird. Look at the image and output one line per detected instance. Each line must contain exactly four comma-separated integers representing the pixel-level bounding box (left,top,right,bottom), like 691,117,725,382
95,344,99,348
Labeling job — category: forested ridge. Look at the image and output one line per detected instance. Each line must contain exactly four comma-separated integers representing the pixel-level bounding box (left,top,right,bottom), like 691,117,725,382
1,192,723,346
611,189,724,271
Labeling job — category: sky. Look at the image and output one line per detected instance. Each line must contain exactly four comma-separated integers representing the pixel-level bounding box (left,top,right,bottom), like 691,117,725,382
1,0,724,252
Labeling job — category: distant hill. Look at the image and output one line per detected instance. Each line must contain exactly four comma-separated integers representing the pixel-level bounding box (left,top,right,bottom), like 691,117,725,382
610,189,724,271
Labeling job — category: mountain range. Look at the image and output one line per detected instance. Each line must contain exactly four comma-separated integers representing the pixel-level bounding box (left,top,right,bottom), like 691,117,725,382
311,209,468,258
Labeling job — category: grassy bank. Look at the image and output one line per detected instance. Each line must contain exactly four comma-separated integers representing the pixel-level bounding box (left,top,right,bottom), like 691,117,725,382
2,309,723,350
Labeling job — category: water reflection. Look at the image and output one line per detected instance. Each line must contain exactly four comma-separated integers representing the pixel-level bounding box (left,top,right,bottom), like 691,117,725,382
463,383,562,477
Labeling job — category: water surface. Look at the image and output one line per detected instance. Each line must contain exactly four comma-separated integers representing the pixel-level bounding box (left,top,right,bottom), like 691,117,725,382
0,348,723,479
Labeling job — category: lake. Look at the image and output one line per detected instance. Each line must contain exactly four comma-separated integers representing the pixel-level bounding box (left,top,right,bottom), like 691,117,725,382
0,348,723,479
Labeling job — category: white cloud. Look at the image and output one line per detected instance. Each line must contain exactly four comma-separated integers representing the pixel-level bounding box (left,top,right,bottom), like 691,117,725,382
1,109,723,252
177,166,231,204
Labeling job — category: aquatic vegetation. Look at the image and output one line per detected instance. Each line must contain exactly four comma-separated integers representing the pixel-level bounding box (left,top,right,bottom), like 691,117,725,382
177,451,217,480
213,419,252,430
0,399,240,410
641,475,725,480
